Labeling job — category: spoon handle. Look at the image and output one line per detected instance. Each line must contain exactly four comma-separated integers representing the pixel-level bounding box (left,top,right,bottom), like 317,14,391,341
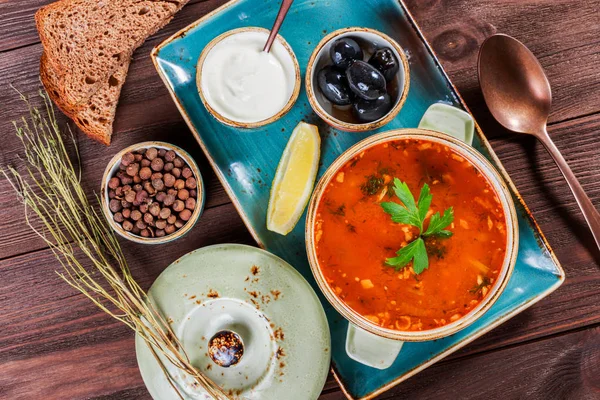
538,129,600,250
263,0,294,52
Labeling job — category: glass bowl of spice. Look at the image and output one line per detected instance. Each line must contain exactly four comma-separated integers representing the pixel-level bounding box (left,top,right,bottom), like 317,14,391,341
101,142,205,244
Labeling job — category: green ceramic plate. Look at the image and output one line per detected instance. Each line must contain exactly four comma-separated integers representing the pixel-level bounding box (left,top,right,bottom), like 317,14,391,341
135,244,331,399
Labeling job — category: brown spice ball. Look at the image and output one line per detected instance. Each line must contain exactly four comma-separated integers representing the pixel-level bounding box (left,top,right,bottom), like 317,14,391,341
167,215,177,224
164,162,174,172
164,150,176,162
133,174,142,184
174,179,185,190
143,181,156,195
133,184,143,192
135,220,147,230
151,172,163,181
126,163,139,177
122,220,134,231
185,197,196,210
139,167,152,180
151,158,164,172
165,224,176,235
177,189,190,201
171,167,181,178
139,203,149,214
140,229,150,238
175,219,185,228
121,199,132,209
143,213,154,224
134,153,143,162
125,190,136,203
185,177,197,190
141,159,151,167
115,187,124,197
109,199,122,213
152,178,165,191
135,190,148,205
131,209,142,221
156,229,166,237
131,226,141,235
108,177,120,190
189,189,197,198
182,167,193,179
173,157,184,168
149,203,161,217
119,173,133,186
113,212,124,223
163,173,176,187
145,147,158,160
158,148,167,157
122,184,132,193
155,192,167,203
122,208,131,219
155,219,167,230
173,200,185,212
108,189,116,199
159,207,171,219
121,152,135,167
167,188,178,196
163,194,176,206
179,209,192,221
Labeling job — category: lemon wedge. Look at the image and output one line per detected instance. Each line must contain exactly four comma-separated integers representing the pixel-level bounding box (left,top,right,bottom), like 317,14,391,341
267,122,321,235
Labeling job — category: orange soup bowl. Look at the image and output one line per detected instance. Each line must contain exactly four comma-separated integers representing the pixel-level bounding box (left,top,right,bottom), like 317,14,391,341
305,128,519,369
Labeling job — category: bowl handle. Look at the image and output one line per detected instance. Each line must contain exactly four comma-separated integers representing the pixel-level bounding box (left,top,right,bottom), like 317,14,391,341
345,323,403,369
418,103,475,146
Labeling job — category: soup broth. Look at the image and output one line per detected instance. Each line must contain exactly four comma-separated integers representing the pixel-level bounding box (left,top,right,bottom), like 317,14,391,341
314,138,507,331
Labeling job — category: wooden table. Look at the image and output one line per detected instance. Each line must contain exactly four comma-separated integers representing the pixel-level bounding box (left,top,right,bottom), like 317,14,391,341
1,1,599,398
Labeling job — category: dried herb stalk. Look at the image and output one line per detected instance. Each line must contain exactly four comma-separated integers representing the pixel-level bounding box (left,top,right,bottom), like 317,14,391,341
1,90,229,400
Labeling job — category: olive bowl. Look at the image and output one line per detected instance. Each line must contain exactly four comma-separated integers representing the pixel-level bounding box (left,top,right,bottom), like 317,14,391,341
305,27,410,132
101,141,205,245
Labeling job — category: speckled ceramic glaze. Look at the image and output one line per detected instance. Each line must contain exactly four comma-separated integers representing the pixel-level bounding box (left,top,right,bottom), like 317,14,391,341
151,0,565,398
135,244,331,399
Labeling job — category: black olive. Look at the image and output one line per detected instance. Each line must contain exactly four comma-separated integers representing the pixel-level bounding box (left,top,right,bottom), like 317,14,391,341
353,93,393,123
369,47,400,82
317,66,353,105
346,60,387,101
329,38,364,69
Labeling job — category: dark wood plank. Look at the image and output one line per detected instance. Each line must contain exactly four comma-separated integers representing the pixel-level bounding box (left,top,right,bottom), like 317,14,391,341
320,326,600,399
405,0,600,125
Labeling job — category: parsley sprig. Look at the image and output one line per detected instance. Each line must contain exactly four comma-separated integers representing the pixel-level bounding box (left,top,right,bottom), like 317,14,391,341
381,178,454,274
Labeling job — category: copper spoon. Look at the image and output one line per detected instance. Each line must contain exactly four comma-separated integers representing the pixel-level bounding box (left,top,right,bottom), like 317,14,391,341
478,34,600,250
263,0,294,52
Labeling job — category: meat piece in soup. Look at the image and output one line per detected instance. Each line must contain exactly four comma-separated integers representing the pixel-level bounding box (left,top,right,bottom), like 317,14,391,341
314,139,508,331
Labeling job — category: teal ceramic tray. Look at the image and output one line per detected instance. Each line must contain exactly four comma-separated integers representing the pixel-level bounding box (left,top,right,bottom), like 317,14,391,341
152,0,565,398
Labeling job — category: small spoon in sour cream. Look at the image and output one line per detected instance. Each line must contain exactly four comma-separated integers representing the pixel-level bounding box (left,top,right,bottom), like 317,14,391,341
263,0,294,52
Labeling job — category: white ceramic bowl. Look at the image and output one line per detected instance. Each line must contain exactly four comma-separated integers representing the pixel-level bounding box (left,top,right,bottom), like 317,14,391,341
101,141,205,245
196,27,301,129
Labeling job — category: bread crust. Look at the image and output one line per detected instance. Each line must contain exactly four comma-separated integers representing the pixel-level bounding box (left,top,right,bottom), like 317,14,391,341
35,0,190,145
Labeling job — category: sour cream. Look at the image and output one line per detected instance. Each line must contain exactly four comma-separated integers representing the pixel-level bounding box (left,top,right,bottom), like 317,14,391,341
199,29,298,124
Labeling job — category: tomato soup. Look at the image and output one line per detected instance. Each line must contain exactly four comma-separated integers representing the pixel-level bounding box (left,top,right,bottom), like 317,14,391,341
314,138,507,331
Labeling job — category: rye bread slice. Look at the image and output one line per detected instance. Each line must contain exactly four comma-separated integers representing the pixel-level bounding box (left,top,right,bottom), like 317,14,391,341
40,52,130,145
35,0,183,108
